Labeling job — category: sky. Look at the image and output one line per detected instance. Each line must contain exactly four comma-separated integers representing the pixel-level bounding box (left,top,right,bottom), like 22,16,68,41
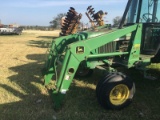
0,0,128,26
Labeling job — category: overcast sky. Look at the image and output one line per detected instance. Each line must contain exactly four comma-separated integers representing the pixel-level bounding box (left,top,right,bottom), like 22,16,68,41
0,0,128,26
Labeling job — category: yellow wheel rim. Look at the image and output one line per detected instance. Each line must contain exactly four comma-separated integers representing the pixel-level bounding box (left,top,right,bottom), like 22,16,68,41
109,84,130,105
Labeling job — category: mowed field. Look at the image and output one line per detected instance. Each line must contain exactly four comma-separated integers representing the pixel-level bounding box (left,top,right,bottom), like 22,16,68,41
0,30,160,120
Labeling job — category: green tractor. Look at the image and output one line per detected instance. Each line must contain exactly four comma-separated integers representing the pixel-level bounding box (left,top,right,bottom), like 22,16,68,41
43,0,160,110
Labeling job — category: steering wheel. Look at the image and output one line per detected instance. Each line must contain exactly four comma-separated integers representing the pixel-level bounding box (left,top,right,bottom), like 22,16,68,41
142,13,158,22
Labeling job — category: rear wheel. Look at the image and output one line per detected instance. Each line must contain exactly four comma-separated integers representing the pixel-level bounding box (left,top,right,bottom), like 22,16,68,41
96,72,135,110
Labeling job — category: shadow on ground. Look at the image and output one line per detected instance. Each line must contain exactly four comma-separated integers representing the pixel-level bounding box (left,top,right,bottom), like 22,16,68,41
28,40,51,48
0,53,56,120
37,36,58,39
27,36,58,48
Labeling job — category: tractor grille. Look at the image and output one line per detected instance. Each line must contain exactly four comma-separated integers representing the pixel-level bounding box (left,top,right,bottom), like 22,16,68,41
98,41,116,53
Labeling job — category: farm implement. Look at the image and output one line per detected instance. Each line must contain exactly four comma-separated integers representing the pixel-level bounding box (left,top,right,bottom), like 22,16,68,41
0,27,23,35
43,0,160,110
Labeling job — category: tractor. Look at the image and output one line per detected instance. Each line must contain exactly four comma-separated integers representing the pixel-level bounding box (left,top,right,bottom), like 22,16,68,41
43,0,160,110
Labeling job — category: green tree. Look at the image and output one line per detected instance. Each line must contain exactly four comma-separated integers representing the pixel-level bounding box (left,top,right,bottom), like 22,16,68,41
113,16,121,27
50,13,66,29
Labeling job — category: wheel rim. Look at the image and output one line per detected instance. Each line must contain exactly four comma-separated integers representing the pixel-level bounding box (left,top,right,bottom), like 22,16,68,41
109,84,129,105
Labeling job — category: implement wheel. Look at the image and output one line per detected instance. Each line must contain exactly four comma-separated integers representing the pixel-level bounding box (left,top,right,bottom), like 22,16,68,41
96,72,135,110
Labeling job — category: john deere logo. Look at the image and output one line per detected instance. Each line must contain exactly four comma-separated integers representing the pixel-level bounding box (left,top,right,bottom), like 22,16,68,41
76,46,84,54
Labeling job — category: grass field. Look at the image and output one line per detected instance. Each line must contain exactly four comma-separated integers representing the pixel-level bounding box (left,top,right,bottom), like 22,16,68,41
0,30,160,120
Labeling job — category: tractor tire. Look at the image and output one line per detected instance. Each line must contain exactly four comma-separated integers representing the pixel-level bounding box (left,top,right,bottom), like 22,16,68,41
75,67,93,77
96,72,118,98
96,72,135,110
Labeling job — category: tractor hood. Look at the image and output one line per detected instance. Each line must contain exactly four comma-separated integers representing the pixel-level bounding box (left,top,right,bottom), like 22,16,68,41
78,25,115,40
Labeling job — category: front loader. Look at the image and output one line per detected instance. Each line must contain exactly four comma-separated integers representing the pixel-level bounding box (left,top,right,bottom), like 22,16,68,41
43,0,160,110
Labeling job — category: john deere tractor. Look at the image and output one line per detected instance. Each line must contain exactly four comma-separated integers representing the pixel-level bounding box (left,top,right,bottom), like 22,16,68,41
43,0,160,110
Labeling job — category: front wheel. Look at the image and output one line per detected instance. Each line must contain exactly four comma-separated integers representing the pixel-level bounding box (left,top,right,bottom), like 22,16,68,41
75,61,93,77
96,72,135,110
75,67,93,77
